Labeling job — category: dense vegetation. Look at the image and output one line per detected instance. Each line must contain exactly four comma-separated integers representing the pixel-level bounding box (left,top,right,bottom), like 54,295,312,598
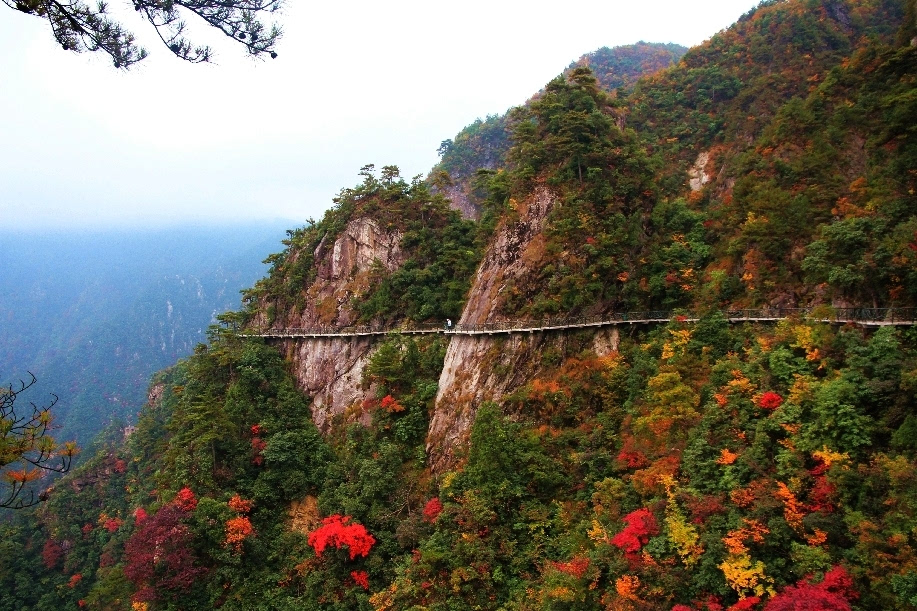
570,42,688,93
7,318,917,609
430,42,687,219
3,1,917,609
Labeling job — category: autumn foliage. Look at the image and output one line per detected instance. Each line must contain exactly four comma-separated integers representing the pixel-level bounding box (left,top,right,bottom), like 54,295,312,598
225,516,255,552
763,566,857,610
173,487,198,512
308,515,376,560
351,570,370,590
124,504,206,601
757,392,784,410
422,497,443,523
611,508,659,554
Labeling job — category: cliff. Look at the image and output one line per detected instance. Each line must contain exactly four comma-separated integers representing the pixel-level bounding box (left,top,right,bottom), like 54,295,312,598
428,187,619,469
270,217,403,430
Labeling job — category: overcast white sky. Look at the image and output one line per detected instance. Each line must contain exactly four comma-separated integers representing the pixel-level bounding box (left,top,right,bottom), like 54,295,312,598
1,0,761,230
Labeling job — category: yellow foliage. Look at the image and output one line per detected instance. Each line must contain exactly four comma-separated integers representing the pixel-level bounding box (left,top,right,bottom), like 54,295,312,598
719,552,773,598
547,586,575,601
661,476,704,566
661,342,675,360
788,374,814,405
588,519,609,544
879,454,916,486
131,604,149,611
369,583,398,611
790,325,822,363
727,370,756,396
670,328,692,347
791,325,814,352
812,446,849,468
661,329,692,361
441,471,457,492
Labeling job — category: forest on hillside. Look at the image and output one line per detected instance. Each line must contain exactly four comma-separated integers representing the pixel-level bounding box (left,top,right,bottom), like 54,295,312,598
2,1,917,609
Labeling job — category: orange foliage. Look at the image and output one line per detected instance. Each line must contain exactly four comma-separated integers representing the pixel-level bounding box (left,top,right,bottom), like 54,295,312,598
776,482,806,530
225,516,255,552
615,575,641,601
723,519,770,555
530,378,564,398
550,556,590,578
730,480,769,508
228,495,254,513
805,529,828,546
4,468,42,483
380,395,405,413
717,448,739,465
631,455,680,496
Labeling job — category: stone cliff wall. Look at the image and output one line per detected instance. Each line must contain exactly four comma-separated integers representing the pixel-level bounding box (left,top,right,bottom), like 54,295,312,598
427,327,618,470
280,337,376,432
426,187,619,471
265,216,402,429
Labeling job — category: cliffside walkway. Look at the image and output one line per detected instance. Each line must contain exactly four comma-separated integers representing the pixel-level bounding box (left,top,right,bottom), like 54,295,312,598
242,307,917,339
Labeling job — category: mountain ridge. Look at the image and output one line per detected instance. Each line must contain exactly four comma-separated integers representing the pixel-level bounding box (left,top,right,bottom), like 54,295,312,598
3,2,917,609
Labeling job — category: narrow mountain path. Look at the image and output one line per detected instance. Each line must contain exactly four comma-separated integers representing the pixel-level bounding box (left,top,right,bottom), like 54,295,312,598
242,307,917,338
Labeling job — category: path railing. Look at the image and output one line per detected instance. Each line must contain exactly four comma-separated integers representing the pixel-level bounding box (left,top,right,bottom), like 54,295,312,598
239,307,917,339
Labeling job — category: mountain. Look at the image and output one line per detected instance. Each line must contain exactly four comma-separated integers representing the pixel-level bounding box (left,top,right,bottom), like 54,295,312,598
3,1,917,609
431,41,688,219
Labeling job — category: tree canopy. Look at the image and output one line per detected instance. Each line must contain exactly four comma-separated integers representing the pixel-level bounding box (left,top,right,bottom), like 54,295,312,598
4,0,282,67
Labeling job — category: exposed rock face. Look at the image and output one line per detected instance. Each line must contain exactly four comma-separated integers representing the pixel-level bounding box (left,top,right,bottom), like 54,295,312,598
427,187,616,471
427,328,618,470
442,184,480,220
688,151,712,192
282,337,375,432
289,495,321,535
269,217,403,429
296,217,402,329
459,187,556,324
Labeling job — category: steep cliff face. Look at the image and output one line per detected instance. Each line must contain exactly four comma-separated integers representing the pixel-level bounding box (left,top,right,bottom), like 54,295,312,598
427,187,619,470
272,217,402,429
456,187,556,325
289,217,402,328
281,336,376,432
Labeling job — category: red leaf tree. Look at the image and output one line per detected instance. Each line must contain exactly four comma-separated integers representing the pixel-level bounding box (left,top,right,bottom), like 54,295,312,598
124,503,206,601
764,566,857,611
611,508,659,554
308,515,376,560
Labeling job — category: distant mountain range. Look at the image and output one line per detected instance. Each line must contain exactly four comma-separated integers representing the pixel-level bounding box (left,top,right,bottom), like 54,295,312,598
0,223,291,445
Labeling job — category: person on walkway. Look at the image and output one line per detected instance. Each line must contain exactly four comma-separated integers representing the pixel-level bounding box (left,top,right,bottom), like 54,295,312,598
445,318,453,331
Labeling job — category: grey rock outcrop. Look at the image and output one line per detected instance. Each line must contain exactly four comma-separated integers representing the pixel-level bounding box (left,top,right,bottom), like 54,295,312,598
266,217,403,429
